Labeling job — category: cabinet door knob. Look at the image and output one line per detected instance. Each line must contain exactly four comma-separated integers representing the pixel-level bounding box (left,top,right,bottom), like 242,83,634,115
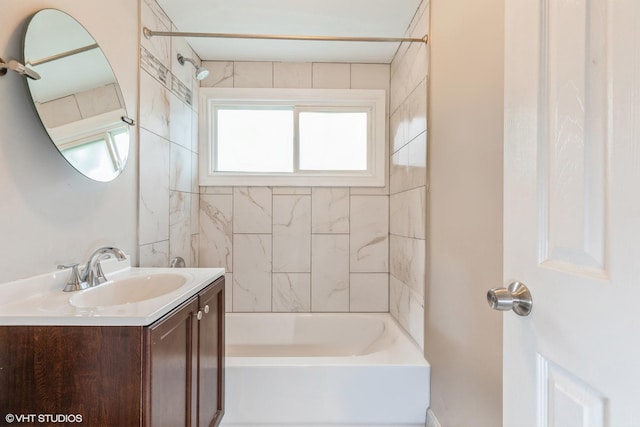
197,310,203,321
203,304,210,314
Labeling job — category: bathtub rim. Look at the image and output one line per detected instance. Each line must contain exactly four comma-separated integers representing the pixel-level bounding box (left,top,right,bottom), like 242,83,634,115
224,312,429,367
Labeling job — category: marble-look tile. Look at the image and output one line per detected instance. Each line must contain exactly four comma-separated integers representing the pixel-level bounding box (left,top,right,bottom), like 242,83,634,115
273,62,312,88
350,64,391,90
199,194,232,271
350,196,389,273
75,84,121,118
272,273,311,312
233,187,272,233
390,275,424,350
191,110,199,153
233,234,272,312
234,62,273,88
390,40,411,93
391,132,427,194
191,151,199,195
312,63,350,89
391,12,429,90
143,0,172,31
389,234,425,296
224,272,233,313
190,233,199,268
350,273,389,312
311,188,350,233
406,78,428,144
390,102,407,151
171,74,193,107
311,235,349,312
201,186,233,195
390,188,426,239
391,78,427,153
169,92,192,149
273,195,311,272
170,142,192,192
141,0,171,69
139,240,169,268
350,180,391,196
408,132,427,173
190,59,200,112
408,0,430,40
190,189,199,235
140,70,170,139
391,45,428,114
169,191,192,264
200,61,234,88
391,0,429,116
272,187,312,195
140,46,171,88
139,129,170,245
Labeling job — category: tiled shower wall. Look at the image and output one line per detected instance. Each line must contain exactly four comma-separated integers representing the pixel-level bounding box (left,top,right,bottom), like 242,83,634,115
138,0,201,268
389,1,429,349
198,62,391,314
136,0,429,349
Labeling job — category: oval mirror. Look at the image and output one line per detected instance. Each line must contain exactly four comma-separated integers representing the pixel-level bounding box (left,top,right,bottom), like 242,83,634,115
22,9,131,182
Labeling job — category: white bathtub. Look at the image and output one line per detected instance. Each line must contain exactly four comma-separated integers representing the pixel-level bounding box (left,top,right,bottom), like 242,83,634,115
221,313,430,427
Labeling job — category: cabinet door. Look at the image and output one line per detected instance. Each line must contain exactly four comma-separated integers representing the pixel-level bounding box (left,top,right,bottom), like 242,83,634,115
197,277,225,427
146,297,199,427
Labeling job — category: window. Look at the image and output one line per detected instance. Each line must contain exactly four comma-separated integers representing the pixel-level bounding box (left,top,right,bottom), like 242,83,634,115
200,88,386,187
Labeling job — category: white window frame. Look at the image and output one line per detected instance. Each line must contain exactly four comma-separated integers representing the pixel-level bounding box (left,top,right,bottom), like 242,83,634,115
199,87,386,187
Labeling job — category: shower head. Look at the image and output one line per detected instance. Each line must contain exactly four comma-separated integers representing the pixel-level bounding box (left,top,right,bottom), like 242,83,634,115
177,53,209,81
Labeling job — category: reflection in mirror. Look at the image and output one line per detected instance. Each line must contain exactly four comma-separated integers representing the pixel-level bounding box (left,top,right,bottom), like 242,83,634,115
23,9,131,182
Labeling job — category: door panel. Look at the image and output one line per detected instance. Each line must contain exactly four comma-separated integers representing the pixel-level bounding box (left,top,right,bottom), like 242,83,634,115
537,355,606,427
540,0,608,275
504,0,640,425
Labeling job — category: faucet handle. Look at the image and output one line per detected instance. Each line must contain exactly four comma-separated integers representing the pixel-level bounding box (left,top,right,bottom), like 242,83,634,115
58,263,90,292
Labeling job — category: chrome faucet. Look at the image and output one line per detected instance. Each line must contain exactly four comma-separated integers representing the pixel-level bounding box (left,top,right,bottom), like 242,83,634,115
80,246,127,287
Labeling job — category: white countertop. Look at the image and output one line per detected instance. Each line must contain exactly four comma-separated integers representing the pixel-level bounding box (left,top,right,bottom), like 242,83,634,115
0,258,224,326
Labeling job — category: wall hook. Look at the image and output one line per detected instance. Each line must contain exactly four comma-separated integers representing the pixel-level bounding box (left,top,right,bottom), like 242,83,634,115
0,57,41,80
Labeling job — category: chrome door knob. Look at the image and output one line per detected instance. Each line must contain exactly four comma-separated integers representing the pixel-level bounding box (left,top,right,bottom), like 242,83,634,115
487,281,533,316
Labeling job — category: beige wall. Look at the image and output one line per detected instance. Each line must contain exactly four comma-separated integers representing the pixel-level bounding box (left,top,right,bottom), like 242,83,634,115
0,1,138,283
426,0,504,425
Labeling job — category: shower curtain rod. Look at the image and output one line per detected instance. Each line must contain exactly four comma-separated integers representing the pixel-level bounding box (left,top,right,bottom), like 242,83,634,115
143,27,428,44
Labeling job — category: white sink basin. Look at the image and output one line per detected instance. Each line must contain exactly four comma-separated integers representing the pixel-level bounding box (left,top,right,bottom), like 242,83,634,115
69,273,187,308
0,256,224,326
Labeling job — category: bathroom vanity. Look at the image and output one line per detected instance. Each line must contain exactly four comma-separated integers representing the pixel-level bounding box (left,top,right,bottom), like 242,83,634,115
0,263,225,427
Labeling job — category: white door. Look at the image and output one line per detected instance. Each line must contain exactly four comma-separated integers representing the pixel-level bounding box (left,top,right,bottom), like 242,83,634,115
502,0,640,425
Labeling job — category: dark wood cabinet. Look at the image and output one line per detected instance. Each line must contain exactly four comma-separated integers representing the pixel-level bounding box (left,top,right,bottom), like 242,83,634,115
0,276,225,427
145,277,225,427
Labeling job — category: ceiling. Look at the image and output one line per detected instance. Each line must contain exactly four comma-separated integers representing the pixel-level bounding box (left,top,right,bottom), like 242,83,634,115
155,0,423,63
